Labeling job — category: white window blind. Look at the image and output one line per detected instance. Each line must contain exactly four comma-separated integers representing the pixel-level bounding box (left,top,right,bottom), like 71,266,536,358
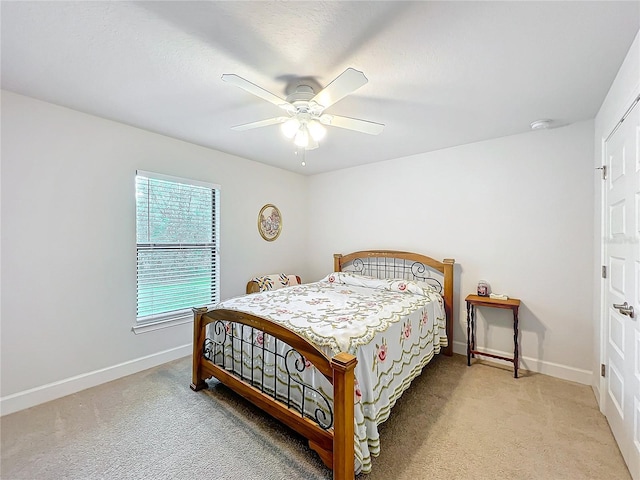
135,170,220,325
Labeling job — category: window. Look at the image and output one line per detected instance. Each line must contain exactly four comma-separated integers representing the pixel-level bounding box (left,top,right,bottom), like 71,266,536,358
135,170,219,327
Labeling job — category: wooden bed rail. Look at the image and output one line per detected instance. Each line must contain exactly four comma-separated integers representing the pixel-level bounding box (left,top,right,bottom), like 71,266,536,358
190,306,357,480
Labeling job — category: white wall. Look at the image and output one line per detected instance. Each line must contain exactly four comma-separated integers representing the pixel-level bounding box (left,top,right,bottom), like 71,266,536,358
0,85,606,415
0,91,308,413
307,121,595,383
593,30,640,405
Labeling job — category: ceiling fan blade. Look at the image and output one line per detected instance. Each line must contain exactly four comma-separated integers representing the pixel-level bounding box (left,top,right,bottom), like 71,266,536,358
231,117,288,131
320,114,384,135
311,68,369,110
222,74,296,114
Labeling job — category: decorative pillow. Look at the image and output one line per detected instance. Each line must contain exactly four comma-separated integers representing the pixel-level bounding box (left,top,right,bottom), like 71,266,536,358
252,273,300,292
322,271,437,297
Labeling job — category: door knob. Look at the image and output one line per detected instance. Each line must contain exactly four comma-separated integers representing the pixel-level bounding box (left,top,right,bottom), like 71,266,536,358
613,302,635,318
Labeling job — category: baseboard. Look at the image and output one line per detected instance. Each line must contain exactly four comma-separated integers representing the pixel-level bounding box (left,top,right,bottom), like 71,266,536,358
592,383,602,409
452,341,593,385
0,344,192,416
2,341,593,416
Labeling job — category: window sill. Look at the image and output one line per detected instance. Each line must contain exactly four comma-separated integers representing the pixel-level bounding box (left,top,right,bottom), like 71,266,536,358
132,314,193,334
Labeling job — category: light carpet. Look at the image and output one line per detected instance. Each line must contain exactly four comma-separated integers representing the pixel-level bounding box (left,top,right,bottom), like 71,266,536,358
1,354,631,479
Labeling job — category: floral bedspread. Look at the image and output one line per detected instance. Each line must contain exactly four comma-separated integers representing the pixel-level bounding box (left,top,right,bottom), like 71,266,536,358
212,272,447,474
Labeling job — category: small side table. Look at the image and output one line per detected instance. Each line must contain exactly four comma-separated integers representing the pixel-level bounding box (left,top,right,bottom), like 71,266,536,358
465,294,521,378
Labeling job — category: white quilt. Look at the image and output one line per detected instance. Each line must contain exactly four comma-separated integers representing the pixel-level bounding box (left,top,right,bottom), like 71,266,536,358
210,272,447,474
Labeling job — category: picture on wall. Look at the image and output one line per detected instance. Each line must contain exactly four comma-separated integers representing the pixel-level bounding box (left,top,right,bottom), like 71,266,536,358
258,204,282,241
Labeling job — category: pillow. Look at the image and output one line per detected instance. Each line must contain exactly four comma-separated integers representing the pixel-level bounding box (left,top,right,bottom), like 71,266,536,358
252,273,299,292
322,271,437,297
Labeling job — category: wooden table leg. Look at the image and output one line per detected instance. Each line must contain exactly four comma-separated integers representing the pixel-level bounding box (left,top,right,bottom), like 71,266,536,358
513,306,519,378
466,301,471,366
470,305,476,358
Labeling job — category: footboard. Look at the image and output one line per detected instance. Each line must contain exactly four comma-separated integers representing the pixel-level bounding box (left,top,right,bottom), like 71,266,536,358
190,307,357,480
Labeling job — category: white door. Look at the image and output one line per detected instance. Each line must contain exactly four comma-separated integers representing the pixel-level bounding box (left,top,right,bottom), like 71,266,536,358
603,97,640,480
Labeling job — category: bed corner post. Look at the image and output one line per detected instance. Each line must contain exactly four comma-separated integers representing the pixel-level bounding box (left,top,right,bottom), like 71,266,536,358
331,352,357,480
333,253,343,272
190,306,209,391
443,259,455,357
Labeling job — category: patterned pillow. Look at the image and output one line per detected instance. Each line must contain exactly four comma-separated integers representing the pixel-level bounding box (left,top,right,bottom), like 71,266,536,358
323,271,436,297
251,273,300,292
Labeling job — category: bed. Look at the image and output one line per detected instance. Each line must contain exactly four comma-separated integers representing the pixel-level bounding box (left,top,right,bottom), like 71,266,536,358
191,250,455,479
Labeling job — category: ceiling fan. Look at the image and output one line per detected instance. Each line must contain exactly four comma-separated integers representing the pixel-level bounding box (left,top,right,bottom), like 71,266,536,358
221,68,384,150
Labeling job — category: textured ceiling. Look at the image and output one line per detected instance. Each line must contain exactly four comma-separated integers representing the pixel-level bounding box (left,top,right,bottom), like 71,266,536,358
2,1,639,175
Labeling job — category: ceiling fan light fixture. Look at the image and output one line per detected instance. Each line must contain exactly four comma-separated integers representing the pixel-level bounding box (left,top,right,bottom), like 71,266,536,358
223,68,385,154
294,126,309,148
281,118,300,138
307,120,326,141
